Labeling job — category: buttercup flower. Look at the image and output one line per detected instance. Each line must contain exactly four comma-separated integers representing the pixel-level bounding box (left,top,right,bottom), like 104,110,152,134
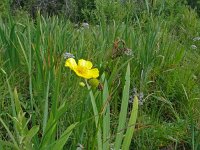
65,58,99,79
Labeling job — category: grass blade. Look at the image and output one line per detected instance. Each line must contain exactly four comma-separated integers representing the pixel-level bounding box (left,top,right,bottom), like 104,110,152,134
102,76,110,150
87,83,103,150
52,123,78,150
122,96,139,149
114,63,130,150
42,73,51,134
0,118,19,150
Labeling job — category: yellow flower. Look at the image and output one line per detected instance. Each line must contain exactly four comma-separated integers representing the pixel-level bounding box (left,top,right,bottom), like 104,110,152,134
65,58,99,79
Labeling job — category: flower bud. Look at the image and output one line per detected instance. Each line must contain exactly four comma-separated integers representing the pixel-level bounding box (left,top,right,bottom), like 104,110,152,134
79,82,86,87
88,78,100,89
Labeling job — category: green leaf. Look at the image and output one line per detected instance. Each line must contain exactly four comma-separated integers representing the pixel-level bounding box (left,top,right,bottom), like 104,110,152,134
40,114,57,148
0,140,17,149
87,83,103,150
42,73,51,134
122,96,139,149
52,123,78,150
0,118,20,150
13,88,22,114
114,63,130,150
25,125,40,144
102,77,110,150
87,85,100,125
13,88,26,132
5,74,16,118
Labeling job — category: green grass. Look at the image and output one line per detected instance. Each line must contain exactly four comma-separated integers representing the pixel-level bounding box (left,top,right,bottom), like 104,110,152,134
0,2,200,150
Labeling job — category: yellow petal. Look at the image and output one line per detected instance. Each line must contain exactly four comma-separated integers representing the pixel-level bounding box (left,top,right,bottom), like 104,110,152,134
73,68,99,79
73,69,90,79
78,59,93,69
87,68,99,78
65,58,77,70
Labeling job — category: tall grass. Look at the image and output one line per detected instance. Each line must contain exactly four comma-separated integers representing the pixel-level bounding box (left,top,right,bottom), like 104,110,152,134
0,2,200,149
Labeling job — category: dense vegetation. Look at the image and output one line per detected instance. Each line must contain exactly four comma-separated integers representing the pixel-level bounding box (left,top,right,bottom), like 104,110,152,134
0,0,200,149
0,0,200,21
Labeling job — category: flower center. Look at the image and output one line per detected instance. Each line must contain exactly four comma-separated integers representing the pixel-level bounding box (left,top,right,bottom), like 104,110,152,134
77,66,87,74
